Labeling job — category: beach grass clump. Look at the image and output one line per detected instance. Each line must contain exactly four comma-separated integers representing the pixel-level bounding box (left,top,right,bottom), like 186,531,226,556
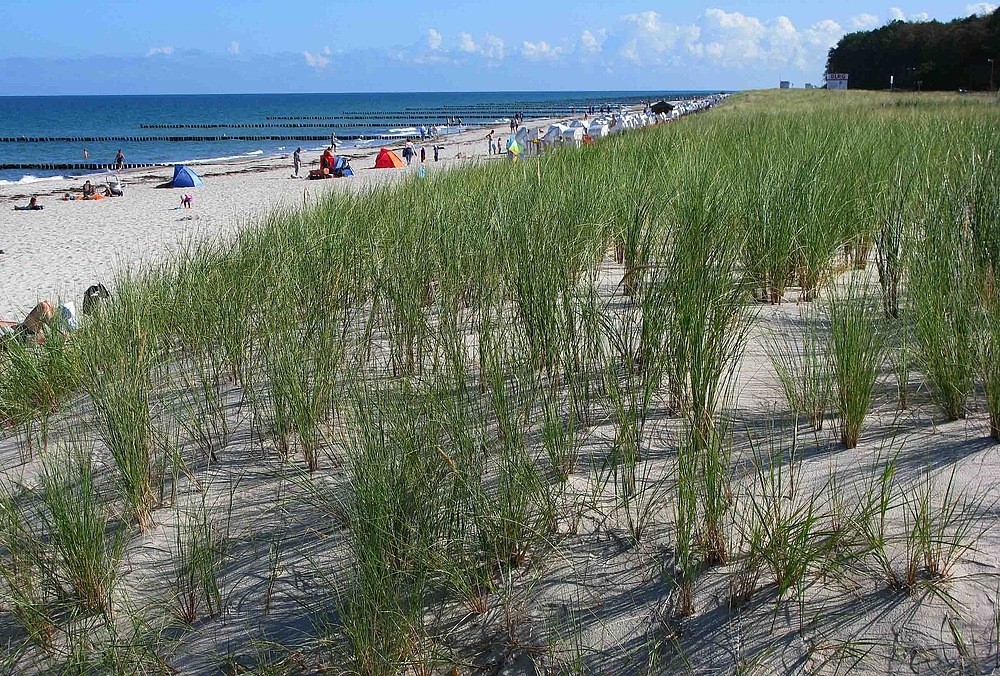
82,299,161,531
827,275,887,449
903,469,986,587
339,384,457,674
0,486,58,649
872,167,910,319
733,421,834,604
765,307,831,429
0,443,122,654
173,503,225,623
851,453,902,589
38,443,123,615
259,305,344,471
664,169,753,564
0,330,79,457
980,297,1000,440
173,347,231,460
791,152,850,302
909,184,980,421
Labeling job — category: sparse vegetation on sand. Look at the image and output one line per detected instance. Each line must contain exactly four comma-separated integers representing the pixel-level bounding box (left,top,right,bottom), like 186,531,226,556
1,90,999,673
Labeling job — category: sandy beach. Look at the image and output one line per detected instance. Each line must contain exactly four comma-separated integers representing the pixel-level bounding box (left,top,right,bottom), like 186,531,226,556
1,89,999,673
0,116,573,320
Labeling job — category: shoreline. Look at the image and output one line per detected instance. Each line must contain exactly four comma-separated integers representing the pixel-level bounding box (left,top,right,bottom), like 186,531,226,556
0,96,720,320
0,112,579,319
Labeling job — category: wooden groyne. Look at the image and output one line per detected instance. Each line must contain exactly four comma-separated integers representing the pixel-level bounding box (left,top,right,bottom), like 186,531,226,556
0,162,165,171
0,133,421,144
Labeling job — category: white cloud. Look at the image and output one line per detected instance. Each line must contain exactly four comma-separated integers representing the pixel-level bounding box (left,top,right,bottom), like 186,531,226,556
888,7,930,21
146,46,174,57
619,11,701,65
700,9,771,67
580,28,606,54
459,32,477,53
228,41,240,55
521,40,565,61
804,19,843,45
967,2,997,14
303,50,330,69
849,13,880,29
481,34,505,61
427,28,443,50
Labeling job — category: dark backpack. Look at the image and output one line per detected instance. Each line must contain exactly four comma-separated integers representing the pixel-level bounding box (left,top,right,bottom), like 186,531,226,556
82,283,111,316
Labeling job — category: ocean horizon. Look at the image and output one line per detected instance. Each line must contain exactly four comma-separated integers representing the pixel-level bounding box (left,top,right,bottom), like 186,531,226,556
0,90,725,184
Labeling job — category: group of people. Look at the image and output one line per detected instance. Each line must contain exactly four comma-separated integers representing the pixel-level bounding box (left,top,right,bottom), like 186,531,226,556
81,148,126,170
485,129,508,155
59,176,125,201
402,140,441,165
508,112,524,133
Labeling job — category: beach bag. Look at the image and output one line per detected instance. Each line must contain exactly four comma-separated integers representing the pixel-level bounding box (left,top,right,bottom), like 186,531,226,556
82,284,111,316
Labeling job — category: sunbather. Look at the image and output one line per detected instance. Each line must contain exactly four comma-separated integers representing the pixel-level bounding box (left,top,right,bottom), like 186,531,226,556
0,300,55,345
13,197,43,211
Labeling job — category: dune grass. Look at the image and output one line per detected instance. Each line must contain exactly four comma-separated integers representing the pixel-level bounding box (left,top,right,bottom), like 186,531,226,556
0,90,999,672
828,275,888,449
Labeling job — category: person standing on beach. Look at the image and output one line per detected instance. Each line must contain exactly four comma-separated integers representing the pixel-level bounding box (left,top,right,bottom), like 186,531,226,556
434,145,440,162
115,149,125,171
486,130,494,154
420,146,426,163
403,141,414,165
292,147,301,177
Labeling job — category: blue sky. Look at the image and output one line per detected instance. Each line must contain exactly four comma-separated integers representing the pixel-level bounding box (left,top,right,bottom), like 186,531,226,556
0,0,994,94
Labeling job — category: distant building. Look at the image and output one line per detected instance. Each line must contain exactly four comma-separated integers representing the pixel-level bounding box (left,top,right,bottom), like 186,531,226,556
805,83,815,89
825,73,849,90
780,81,791,89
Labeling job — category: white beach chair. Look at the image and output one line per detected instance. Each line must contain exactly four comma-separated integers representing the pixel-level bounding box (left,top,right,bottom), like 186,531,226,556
105,174,126,197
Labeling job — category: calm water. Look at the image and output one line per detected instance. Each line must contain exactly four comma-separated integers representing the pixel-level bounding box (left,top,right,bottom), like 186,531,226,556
0,91,718,184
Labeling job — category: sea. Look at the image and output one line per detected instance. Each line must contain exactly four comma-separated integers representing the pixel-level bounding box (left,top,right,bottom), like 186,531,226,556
0,91,719,185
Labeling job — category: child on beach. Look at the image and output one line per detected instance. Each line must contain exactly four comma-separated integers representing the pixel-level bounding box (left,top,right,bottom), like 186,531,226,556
181,194,193,209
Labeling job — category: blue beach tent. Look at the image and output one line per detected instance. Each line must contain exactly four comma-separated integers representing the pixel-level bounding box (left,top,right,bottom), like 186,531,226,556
334,156,353,177
170,165,204,188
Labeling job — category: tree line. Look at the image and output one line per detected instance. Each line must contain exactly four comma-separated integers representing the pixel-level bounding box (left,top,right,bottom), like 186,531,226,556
826,9,1000,90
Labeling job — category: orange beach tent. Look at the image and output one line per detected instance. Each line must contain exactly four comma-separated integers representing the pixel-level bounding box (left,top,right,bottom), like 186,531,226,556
374,147,405,168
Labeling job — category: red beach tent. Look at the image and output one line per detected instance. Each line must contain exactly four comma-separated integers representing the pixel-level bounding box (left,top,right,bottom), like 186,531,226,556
374,147,405,168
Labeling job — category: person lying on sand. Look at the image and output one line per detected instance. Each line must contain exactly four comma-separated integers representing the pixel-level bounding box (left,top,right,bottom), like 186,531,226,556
0,300,55,345
0,299,79,346
13,197,43,211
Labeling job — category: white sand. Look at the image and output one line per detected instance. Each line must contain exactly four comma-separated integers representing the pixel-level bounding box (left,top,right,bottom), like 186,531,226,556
0,117,568,320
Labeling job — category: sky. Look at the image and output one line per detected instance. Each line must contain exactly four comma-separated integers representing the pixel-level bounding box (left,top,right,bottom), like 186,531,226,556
0,0,995,95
